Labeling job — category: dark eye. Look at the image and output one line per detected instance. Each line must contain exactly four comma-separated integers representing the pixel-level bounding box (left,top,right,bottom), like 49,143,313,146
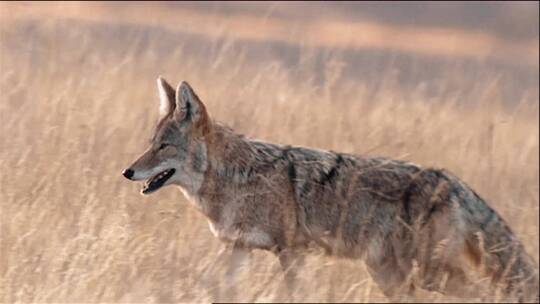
158,143,169,150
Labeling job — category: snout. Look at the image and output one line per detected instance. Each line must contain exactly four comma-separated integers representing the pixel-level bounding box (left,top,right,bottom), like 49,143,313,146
122,168,134,180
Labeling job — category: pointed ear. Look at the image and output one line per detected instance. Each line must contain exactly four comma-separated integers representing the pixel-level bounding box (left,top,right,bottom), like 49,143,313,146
157,76,175,118
175,81,210,135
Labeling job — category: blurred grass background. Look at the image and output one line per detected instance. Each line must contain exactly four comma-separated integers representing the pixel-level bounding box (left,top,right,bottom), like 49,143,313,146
0,1,538,302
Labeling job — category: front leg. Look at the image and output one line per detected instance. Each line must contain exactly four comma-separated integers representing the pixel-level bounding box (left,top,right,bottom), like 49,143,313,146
221,242,252,301
277,248,304,297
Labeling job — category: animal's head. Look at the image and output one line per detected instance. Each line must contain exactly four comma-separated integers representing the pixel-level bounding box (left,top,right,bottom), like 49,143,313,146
122,77,211,195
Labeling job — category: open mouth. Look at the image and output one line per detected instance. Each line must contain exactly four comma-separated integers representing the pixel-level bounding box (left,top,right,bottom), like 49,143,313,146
141,168,176,195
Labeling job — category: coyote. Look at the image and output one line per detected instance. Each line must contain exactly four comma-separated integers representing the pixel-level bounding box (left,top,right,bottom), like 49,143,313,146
122,77,539,302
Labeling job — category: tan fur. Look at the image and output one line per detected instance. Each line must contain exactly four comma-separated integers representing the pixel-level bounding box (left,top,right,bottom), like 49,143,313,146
464,239,482,269
123,78,539,302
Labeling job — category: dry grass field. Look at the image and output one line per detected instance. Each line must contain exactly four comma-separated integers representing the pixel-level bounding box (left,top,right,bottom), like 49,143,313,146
1,2,538,303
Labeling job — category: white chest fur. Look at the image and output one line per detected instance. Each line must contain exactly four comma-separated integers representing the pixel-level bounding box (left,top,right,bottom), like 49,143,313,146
206,219,273,249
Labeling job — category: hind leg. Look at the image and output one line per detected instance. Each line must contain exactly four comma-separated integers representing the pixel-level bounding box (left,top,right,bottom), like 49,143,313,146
366,263,415,301
415,223,481,299
418,262,480,299
365,246,415,301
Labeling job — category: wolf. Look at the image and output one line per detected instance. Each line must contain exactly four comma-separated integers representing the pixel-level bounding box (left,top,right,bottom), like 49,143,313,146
122,77,539,302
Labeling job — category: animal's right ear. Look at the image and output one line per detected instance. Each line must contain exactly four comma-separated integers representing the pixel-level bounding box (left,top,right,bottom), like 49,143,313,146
157,76,176,119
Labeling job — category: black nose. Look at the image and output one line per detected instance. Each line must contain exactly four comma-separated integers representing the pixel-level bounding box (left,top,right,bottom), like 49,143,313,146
122,169,134,180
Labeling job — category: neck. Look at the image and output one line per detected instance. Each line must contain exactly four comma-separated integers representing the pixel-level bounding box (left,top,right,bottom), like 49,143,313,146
206,122,253,166
175,122,247,216
200,122,257,187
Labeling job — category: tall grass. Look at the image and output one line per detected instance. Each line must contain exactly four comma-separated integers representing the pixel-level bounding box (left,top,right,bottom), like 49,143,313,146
1,8,538,303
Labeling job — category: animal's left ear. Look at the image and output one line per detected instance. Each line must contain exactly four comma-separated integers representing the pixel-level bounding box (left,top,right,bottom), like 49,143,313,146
175,81,210,135
157,76,176,119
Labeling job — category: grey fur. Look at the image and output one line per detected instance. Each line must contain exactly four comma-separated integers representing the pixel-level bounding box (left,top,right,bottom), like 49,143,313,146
124,79,539,302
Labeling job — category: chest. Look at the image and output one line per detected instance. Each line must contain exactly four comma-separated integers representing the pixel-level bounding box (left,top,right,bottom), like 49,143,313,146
206,217,274,250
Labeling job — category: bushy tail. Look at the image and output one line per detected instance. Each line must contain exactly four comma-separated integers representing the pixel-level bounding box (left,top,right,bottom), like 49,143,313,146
464,191,539,302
